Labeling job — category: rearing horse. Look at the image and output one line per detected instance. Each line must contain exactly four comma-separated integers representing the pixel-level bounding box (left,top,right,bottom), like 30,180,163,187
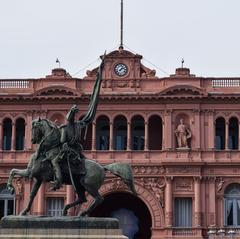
7,118,137,216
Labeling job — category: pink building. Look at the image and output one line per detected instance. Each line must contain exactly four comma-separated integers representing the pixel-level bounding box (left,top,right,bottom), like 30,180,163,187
1,48,240,239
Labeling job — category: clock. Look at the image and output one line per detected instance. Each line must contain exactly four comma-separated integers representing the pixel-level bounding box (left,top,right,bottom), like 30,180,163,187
114,63,128,77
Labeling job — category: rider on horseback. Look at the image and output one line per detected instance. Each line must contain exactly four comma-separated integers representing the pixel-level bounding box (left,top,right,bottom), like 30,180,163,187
51,105,87,190
51,57,105,190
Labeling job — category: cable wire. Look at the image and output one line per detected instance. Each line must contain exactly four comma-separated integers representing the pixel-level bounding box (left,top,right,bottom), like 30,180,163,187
123,44,170,76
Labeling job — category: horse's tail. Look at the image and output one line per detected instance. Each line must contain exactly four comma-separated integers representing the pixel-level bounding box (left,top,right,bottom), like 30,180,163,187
103,163,138,195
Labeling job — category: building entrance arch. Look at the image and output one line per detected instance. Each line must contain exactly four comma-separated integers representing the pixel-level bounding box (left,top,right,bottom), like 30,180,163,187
90,192,152,239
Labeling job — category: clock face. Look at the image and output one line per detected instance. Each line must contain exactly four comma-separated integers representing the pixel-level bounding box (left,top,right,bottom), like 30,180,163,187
114,63,128,77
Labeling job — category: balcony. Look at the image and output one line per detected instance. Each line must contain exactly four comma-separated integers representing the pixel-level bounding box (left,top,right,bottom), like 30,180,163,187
0,149,240,166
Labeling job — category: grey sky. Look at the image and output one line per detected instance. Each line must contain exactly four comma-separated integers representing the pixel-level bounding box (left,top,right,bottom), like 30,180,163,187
0,0,239,79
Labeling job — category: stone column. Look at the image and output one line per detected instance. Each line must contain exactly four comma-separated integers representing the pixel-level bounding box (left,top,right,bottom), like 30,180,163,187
144,121,149,151
194,110,201,149
11,122,16,150
26,112,33,150
109,122,113,150
208,111,215,149
92,121,96,150
127,121,131,150
66,185,75,216
194,177,201,227
164,110,172,149
36,183,45,216
0,123,2,150
225,121,229,150
165,177,173,227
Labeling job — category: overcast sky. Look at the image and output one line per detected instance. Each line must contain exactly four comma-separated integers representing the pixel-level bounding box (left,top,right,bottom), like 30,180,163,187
0,0,239,79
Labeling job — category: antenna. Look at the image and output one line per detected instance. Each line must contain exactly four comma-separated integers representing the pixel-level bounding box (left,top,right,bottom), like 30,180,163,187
120,0,124,49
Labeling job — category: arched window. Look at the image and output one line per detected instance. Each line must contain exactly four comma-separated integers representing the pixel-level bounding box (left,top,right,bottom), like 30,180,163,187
2,118,12,150
148,115,162,150
215,117,225,150
131,116,144,151
0,184,15,219
16,118,25,150
229,117,239,150
114,115,127,150
224,183,240,226
96,116,110,150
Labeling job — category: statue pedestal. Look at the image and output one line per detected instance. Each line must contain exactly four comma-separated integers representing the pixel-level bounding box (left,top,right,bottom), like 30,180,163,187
0,216,128,239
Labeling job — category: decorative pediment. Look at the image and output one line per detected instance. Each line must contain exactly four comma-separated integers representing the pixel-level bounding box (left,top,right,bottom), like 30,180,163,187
158,85,208,96
33,86,79,97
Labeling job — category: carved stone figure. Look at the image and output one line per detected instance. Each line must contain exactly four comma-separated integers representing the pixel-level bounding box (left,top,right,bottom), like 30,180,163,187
6,55,137,216
175,118,191,148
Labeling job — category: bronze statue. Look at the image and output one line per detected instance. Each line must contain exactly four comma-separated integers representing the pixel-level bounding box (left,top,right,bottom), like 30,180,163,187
6,55,137,216
175,118,191,148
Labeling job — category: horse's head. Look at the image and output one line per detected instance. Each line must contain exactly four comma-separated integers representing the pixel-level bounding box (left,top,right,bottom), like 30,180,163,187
31,118,44,144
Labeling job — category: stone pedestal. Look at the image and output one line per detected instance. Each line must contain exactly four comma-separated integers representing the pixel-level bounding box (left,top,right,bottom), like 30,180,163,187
0,216,127,239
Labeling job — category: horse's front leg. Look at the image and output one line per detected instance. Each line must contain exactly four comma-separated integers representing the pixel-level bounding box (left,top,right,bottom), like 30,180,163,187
7,168,30,194
19,179,42,216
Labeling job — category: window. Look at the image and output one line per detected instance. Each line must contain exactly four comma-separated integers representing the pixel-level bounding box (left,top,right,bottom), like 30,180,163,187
114,116,127,150
229,117,239,150
47,197,64,217
96,116,110,150
224,184,240,226
2,118,12,150
215,117,225,150
16,118,25,150
174,198,192,227
0,184,15,219
131,116,144,151
148,115,162,150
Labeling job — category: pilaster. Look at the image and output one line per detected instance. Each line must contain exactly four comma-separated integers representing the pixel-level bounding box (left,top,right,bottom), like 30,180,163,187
194,177,201,227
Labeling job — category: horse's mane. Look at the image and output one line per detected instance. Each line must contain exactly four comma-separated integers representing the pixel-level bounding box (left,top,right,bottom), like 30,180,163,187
41,118,58,130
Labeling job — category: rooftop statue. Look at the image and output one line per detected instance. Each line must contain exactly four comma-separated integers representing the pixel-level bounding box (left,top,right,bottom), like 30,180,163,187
6,55,137,216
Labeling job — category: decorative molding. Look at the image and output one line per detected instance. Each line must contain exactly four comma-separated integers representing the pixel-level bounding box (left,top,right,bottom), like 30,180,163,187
174,179,193,192
12,178,24,195
194,212,202,227
136,177,165,208
132,166,165,175
166,167,200,174
216,177,225,193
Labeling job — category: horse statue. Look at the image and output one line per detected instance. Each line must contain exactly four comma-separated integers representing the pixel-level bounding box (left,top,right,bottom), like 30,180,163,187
7,117,137,216
6,55,137,216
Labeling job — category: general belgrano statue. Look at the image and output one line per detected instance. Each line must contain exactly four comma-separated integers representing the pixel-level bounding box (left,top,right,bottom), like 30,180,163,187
6,54,136,217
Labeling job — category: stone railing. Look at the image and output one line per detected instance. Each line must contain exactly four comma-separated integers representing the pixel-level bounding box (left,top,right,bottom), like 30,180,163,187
172,228,198,236
212,79,240,88
0,80,30,89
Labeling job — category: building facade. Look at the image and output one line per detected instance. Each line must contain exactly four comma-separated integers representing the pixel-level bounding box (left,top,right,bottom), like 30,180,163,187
1,48,240,239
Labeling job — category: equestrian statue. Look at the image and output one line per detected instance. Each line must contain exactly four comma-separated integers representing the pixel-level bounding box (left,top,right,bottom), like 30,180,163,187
6,54,137,216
